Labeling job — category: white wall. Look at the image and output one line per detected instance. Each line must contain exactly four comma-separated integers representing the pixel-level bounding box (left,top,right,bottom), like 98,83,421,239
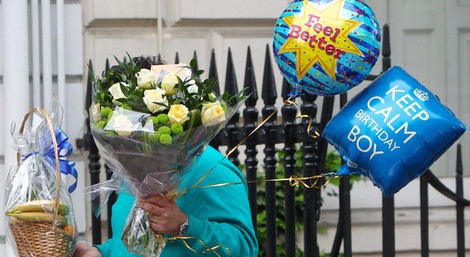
1,0,468,256
0,1,86,256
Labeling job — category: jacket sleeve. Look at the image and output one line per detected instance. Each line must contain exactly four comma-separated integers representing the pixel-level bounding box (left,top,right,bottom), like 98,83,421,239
94,239,113,257
173,157,259,257
93,192,138,257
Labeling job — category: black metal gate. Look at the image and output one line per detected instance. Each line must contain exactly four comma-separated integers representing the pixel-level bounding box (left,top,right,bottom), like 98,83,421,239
77,23,469,257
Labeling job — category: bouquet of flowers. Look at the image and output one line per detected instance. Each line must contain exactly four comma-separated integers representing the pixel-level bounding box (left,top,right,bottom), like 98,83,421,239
4,106,78,257
88,56,245,256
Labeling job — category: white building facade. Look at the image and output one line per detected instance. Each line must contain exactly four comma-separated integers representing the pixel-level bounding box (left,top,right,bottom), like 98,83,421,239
1,0,469,256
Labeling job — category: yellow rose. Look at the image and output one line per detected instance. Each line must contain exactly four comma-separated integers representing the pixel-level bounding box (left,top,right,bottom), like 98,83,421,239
110,114,134,137
108,82,128,101
143,88,168,113
160,73,180,95
168,104,190,125
201,101,226,126
136,68,157,89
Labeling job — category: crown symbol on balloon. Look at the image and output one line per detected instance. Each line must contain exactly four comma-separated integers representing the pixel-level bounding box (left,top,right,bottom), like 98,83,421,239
413,89,429,101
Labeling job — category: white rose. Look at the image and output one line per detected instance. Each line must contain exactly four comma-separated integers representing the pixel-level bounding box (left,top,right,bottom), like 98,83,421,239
108,82,128,101
187,80,199,94
136,68,156,89
168,104,190,125
143,88,168,113
201,101,226,126
91,103,101,122
111,114,133,137
160,73,180,95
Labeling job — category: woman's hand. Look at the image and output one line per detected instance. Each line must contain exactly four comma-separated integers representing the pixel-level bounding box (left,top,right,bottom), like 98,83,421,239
73,242,101,257
138,194,187,235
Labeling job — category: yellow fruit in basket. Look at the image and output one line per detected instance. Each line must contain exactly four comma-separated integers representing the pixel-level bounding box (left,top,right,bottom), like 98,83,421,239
8,200,69,215
63,224,75,236
6,211,67,225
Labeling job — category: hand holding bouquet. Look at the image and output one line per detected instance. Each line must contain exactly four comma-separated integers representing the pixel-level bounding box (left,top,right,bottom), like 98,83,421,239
88,56,245,256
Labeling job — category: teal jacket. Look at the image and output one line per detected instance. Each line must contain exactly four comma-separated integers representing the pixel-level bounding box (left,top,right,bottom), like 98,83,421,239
96,146,258,257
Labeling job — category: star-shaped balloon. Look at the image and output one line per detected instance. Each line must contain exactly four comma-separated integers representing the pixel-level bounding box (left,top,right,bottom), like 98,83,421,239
273,0,381,96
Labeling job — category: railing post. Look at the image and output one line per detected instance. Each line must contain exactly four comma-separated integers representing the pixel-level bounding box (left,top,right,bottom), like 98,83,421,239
455,144,465,257
261,44,278,257
208,50,222,149
242,46,259,231
339,93,352,257
380,23,395,257
281,78,298,257
105,165,116,238
420,173,429,257
209,49,220,96
224,48,241,166
301,93,320,257
83,60,103,245
382,196,395,257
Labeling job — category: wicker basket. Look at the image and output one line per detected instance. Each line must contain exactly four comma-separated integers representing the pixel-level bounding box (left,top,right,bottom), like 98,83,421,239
7,108,75,257
9,221,73,257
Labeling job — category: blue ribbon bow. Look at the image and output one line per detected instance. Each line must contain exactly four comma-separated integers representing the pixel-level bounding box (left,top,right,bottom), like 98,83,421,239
22,128,79,193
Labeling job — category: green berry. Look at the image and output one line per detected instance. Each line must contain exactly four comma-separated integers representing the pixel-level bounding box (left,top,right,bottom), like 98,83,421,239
101,107,113,118
149,116,160,126
157,113,169,124
107,110,114,122
97,120,107,129
157,126,171,135
159,134,172,145
148,131,161,142
171,123,184,135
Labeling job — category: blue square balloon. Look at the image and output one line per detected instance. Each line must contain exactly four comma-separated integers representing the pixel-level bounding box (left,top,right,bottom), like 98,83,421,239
322,66,467,196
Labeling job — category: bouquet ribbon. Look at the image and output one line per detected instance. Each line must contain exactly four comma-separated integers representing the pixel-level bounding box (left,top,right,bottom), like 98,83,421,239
22,128,78,193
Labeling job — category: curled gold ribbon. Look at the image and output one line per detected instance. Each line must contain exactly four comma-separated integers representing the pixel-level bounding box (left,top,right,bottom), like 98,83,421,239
193,96,321,190
176,97,332,256
284,97,320,139
193,172,339,190
166,235,233,257
164,110,279,256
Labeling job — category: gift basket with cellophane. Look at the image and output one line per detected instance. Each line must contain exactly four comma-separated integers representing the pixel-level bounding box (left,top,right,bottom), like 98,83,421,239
4,106,78,257
85,56,246,256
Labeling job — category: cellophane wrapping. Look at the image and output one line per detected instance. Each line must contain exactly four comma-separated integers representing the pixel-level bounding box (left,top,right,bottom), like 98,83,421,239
86,56,245,256
4,106,78,257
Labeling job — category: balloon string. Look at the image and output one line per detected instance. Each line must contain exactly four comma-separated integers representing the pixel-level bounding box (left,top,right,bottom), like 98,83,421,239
175,102,333,256
284,97,321,138
165,172,338,255
192,97,321,191
166,236,232,257
192,172,339,190
191,109,278,189
192,96,321,190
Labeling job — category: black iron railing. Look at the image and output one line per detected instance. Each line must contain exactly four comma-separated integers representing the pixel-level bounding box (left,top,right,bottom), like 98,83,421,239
77,23,469,257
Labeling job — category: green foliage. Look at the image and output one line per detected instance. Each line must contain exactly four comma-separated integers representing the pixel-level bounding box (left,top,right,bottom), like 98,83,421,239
93,55,221,114
252,147,358,257
254,148,307,257
90,55,247,148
